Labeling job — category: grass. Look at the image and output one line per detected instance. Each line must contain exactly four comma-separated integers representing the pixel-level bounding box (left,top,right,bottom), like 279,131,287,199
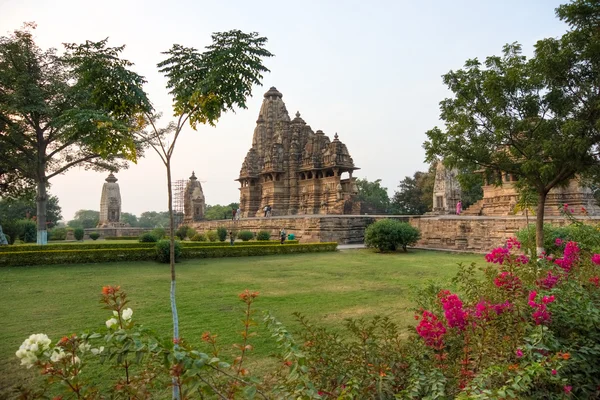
0,249,483,397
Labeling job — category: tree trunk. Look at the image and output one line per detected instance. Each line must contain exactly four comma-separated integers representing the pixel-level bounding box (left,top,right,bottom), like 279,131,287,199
535,191,548,256
166,159,181,400
36,172,48,245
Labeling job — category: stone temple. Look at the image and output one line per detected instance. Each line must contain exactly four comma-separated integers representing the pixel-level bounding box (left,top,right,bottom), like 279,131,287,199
237,87,360,217
183,171,206,223
98,173,124,227
431,161,461,215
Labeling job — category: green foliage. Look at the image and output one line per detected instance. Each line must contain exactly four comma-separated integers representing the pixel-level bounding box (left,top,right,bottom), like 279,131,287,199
175,225,191,240
216,226,227,242
138,211,170,228
155,240,182,263
206,230,218,242
138,232,158,243
67,210,99,229
0,247,156,266
149,227,166,241
120,212,138,227
48,227,67,241
204,204,235,220
181,243,338,259
392,169,434,215
517,222,600,255
237,230,254,241
73,228,84,241
17,219,36,243
103,236,140,241
355,178,390,214
187,226,196,239
364,219,421,252
190,233,206,242
0,193,62,228
88,232,100,241
256,230,271,241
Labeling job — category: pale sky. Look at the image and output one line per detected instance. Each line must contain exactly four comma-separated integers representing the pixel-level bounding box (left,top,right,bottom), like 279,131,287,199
1,0,567,221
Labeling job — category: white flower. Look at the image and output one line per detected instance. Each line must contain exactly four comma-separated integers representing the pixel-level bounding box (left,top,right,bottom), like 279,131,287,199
78,343,91,354
121,308,133,322
113,310,119,317
91,346,104,355
73,356,81,364
15,333,52,369
106,318,118,328
50,348,67,363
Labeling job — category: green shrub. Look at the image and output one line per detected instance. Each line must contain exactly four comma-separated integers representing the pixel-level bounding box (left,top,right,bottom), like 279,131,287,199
364,219,421,252
89,232,100,241
176,225,191,240
516,223,600,255
237,230,254,241
206,230,218,242
73,228,84,241
139,232,158,243
48,227,67,241
150,228,166,240
187,227,197,239
155,240,182,263
18,219,37,243
0,247,156,266
256,230,271,241
217,226,227,242
181,242,338,259
191,233,206,242
0,242,156,253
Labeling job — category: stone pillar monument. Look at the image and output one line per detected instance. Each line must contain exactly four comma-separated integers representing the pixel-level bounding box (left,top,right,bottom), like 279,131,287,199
98,173,123,227
183,171,206,223
432,161,461,214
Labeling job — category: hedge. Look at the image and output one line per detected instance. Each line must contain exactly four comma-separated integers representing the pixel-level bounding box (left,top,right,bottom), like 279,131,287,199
0,248,156,266
103,236,141,240
0,242,337,266
181,243,337,259
0,240,300,253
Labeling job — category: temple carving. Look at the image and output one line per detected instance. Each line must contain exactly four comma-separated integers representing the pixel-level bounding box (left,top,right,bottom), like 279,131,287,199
98,173,125,227
431,161,461,215
183,171,206,223
237,87,360,217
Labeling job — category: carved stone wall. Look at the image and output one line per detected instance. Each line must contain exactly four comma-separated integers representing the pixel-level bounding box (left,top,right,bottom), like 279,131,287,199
238,87,360,217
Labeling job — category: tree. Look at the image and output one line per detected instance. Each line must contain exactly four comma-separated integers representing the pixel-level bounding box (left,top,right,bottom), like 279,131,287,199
0,24,152,244
0,192,62,227
120,212,138,227
355,178,391,214
67,209,99,229
134,30,272,398
138,211,170,228
424,2,600,254
204,203,239,220
392,170,434,215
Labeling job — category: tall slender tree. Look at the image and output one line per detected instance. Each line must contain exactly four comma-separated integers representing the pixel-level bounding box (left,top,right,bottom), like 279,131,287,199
136,30,272,399
0,23,152,244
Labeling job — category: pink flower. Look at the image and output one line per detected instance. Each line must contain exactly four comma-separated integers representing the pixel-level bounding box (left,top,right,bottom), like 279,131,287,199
564,385,572,394
592,254,600,265
485,247,509,264
554,241,580,272
542,295,555,304
506,237,521,250
416,310,446,348
589,276,600,287
528,291,555,325
552,369,557,375
555,238,563,246
516,349,523,358
494,271,522,291
537,271,561,289
439,291,467,330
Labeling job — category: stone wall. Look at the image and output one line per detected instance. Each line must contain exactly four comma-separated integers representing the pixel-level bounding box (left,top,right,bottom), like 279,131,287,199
83,227,152,240
190,215,600,251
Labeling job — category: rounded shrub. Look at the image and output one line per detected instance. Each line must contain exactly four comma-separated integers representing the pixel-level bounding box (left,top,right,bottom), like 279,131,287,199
18,219,37,243
176,225,191,240
256,230,271,241
217,226,227,242
187,227,197,239
150,228,166,240
206,230,218,242
139,232,158,243
155,240,182,263
237,230,254,242
48,227,67,241
191,233,206,242
73,228,84,241
89,232,100,241
364,219,421,252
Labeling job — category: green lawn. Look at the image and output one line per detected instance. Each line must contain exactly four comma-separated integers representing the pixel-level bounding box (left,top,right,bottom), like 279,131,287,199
0,249,483,397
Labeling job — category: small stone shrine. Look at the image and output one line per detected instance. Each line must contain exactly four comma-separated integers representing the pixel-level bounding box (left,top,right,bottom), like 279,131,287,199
237,87,360,217
98,173,126,227
183,171,206,223
431,161,462,215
